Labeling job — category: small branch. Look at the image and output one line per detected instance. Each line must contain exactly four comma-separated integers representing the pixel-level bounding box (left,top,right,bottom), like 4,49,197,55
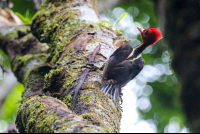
72,44,101,109
88,44,101,64
72,68,90,109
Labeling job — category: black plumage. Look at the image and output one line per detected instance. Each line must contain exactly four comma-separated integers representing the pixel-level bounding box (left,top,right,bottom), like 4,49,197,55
101,44,144,101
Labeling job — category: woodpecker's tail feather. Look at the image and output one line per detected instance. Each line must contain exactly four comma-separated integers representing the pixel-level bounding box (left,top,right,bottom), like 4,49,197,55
101,83,121,101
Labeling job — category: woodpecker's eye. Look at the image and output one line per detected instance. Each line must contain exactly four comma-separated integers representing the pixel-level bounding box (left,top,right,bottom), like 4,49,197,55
144,29,148,34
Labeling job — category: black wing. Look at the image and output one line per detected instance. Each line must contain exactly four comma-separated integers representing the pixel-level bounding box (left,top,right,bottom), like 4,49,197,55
102,56,117,82
108,57,144,87
101,44,134,101
102,44,133,82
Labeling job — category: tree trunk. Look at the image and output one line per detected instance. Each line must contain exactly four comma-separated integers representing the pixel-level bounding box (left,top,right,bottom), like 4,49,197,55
155,0,200,132
0,0,127,133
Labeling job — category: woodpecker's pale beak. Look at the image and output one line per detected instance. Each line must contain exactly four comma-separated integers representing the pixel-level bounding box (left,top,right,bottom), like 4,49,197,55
136,26,144,33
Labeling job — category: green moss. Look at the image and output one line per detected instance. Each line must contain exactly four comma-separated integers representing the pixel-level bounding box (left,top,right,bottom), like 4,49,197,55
81,113,93,121
12,53,49,73
97,22,124,36
31,0,122,67
23,64,51,90
20,96,59,133
26,1,122,132
78,90,97,106
31,0,88,64
0,26,29,40
62,126,67,130
43,66,66,94
42,51,88,96
99,128,109,133
75,82,122,133
11,53,49,83
63,94,72,109
78,127,95,133
76,84,119,132
62,48,74,61
31,0,103,66
55,52,87,94
20,33,34,42
49,19,89,65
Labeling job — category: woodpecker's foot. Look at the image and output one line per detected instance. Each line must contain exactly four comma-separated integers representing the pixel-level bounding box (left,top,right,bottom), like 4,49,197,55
107,79,117,85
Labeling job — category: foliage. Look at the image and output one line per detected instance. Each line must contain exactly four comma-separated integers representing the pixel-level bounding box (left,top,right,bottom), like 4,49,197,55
0,50,10,68
11,0,36,18
116,12,128,26
0,83,24,122
15,10,32,24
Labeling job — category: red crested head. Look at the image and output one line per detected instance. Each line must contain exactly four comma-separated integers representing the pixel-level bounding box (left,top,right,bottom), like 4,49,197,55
137,26,162,46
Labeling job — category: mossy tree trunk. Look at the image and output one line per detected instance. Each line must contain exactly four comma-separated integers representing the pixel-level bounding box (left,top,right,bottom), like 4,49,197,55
0,0,127,133
154,0,200,132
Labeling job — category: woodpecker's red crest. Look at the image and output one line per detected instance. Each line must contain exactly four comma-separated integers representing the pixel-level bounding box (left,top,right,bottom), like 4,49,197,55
137,26,162,46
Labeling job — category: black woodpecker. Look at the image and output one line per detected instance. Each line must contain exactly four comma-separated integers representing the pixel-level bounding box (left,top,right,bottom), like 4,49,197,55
101,26,162,101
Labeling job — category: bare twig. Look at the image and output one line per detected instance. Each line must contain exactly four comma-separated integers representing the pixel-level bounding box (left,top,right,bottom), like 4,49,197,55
72,68,90,109
88,44,101,64
72,44,101,109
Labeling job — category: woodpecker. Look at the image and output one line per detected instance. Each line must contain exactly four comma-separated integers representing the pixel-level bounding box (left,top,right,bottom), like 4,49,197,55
101,26,162,101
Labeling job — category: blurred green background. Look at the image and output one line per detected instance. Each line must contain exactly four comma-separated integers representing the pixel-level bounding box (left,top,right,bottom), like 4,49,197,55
0,0,187,133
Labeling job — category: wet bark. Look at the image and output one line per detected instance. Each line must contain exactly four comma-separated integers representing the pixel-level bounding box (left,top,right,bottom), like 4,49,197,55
0,0,128,133
155,0,200,132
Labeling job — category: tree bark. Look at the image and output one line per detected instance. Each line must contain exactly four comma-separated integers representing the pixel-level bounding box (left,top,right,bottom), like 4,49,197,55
0,0,127,133
155,0,200,132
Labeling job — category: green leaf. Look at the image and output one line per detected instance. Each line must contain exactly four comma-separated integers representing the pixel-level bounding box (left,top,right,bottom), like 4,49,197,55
25,10,29,18
116,12,128,26
99,20,113,27
15,11,32,24
0,83,24,121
